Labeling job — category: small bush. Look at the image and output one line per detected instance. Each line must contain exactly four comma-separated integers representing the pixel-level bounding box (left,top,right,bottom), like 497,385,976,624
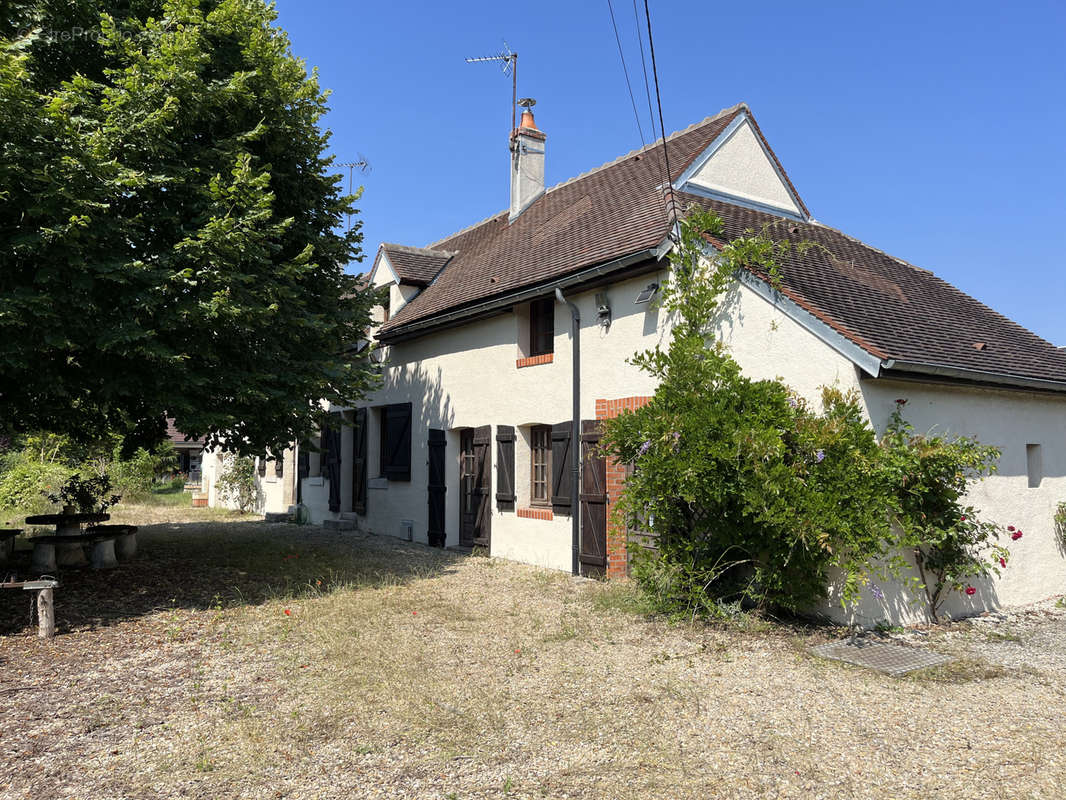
216,454,258,513
110,447,158,500
0,454,73,517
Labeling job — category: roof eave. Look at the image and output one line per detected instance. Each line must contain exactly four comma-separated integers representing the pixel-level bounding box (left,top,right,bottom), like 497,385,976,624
378,243,669,344
878,360,1066,395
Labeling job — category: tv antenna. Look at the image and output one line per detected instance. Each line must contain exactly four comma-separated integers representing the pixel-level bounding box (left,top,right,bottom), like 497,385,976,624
465,41,518,145
339,156,371,233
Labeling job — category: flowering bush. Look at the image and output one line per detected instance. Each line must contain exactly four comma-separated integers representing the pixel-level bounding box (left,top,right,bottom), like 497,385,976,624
216,454,258,513
879,401,1008,620
1055,504,1066,550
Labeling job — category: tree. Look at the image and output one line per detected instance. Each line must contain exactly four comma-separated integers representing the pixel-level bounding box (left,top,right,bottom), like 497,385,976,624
0,0,380,456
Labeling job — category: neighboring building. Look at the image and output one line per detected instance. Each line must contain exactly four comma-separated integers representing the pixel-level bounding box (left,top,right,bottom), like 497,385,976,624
268,102,1066,623
166,418,204,488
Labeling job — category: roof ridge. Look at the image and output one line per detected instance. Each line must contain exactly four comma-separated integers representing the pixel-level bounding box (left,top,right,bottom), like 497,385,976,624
382,242,457,257
425,102,748,250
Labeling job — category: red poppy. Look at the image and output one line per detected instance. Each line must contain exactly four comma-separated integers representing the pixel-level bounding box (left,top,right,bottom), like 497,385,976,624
412,611,417,616
284,609,291,616
965,586,976,596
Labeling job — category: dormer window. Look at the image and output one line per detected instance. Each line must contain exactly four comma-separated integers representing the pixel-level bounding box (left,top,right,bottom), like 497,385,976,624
529,297,554,356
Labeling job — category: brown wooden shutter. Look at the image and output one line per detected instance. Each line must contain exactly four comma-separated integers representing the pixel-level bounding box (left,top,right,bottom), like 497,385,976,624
495,425,516,511
298,445,310,480
551,421,572,514
473,425,492,546
324,419,343,513
427,429,446,547
352,408,368,514
383,403,412,481
579,420,607,577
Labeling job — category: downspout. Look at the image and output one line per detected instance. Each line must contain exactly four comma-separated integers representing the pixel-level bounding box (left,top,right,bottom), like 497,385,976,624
555,287,581,576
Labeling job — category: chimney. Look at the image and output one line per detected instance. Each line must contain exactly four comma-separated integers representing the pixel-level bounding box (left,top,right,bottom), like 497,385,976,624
510,98,546,221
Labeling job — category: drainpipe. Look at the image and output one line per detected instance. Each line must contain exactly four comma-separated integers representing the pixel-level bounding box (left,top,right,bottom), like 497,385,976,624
555,287,581,576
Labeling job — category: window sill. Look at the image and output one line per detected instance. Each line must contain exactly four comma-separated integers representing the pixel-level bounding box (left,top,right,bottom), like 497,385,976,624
516,353,553,369
518,507,554,521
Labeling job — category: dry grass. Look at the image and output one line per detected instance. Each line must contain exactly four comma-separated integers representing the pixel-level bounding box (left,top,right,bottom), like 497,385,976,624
2,508,1064,799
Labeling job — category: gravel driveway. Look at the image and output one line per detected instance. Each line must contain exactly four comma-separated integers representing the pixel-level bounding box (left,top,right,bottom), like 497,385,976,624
1,508,1064,799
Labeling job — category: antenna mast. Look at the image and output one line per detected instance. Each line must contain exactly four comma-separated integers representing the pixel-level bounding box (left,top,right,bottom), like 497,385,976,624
465,41,518,146
338,158,371,233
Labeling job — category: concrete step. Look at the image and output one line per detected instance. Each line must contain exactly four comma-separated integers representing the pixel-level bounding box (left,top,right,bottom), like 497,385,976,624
339,512,359,521
264,511,293,523
323,518,356,532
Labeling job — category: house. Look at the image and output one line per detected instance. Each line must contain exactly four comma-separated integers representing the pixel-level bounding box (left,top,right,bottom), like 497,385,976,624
290,102,1066,623
166,418,204,488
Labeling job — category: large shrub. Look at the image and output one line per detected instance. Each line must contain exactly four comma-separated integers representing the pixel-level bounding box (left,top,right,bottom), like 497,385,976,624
603,208,1008,620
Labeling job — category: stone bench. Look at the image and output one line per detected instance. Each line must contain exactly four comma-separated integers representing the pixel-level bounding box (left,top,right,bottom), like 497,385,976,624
88,525,138,562
30,531,123,572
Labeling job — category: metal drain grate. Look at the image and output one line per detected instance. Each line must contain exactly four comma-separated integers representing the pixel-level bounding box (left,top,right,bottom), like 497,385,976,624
811,640,953,676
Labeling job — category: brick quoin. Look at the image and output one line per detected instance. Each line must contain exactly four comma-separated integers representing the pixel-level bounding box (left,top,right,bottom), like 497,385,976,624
596,396,652,580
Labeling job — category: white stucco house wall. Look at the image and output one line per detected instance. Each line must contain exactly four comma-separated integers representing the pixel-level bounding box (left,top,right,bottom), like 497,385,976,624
220,102,1066,625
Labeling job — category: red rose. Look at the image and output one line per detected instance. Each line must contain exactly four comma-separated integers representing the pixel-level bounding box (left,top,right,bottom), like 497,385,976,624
965,586,976,596
999,557,1007,568
960,515,967,522
1007,525,1015,532
1012,531,1023,541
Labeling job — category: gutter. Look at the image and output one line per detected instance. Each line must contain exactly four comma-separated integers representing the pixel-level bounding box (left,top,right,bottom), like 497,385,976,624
554,287,581,577
878,360,1066,394
377,244,668,344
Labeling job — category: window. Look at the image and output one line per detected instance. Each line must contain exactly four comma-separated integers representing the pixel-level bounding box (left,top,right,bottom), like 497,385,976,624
379,402,412,481
1026,443,1043,488
529,297,554,357
531,425,551,504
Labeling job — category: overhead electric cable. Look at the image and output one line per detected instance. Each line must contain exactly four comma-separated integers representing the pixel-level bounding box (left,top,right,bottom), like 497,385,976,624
606,0,646,146
642,0,678,223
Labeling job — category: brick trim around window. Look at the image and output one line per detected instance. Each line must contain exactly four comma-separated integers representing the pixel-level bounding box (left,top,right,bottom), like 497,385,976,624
516,353,554,369
517,507,554,521
596,396,653,579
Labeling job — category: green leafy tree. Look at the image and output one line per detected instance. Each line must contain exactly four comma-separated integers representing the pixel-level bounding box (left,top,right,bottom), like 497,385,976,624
1,0,380,455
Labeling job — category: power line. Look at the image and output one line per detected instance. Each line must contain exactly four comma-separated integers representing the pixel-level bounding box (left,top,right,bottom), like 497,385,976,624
605,0,645,146
632,0,657,144
642,0,677,223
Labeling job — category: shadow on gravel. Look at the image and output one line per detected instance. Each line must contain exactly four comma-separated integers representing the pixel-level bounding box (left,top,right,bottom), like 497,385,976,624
0,520,463,636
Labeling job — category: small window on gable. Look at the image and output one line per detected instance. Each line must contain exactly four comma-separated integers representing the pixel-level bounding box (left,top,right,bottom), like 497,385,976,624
529,298,554,357
380,402,412,481
530,425,552,504
1026,443,1042,489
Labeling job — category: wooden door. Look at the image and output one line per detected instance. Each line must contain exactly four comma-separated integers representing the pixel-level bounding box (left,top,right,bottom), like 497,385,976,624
427,429,446,548
459,429,477,548
579,420,607,578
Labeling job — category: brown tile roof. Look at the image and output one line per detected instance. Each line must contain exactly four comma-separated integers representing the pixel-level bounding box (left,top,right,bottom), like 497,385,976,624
377,103,1066,388
166,418,203,447
380,104,749,334
379,244,454,287
683,193,1066,384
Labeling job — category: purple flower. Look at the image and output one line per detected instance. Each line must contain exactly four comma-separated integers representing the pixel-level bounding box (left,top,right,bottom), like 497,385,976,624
787,398,798,409
871,585,884,601
637,440,652,456
814,449,825,463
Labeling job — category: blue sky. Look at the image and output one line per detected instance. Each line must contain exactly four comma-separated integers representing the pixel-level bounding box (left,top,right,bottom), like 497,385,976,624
275,0,1066,345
